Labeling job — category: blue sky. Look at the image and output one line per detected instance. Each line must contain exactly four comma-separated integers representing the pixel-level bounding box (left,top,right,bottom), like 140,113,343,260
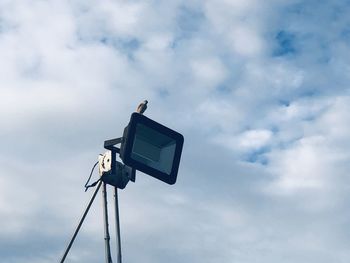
1,0,350,262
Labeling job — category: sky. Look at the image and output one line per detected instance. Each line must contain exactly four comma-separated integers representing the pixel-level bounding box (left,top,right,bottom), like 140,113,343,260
1,0,350,262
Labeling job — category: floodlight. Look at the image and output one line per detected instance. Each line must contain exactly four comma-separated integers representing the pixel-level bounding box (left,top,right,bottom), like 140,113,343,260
60,101,185,263
120,112,184,185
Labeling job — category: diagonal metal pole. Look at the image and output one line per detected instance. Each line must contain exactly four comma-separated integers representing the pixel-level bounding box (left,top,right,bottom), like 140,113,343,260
59,180,102,263
114,187,122,263
102,182,113,263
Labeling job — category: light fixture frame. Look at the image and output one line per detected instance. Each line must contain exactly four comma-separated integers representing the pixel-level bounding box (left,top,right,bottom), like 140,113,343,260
120,112,184,185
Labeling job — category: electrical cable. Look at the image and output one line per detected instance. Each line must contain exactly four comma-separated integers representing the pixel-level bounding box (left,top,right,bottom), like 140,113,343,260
84,161,100,192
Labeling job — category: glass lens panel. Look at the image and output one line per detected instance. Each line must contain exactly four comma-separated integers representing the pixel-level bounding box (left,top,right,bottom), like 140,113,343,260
131,124,176,174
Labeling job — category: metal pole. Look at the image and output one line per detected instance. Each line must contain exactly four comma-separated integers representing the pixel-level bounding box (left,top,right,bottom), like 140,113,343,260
102,182,113,263
59,180,102,263
114,187,122,263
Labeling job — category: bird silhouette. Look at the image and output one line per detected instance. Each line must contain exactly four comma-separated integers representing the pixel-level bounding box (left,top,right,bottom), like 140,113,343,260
136,100,148,114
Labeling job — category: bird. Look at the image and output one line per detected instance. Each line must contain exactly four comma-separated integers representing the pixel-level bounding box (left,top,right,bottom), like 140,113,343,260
136,100,148,114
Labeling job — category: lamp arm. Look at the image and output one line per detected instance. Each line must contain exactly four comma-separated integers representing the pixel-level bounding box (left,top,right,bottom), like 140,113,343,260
104,137,123,152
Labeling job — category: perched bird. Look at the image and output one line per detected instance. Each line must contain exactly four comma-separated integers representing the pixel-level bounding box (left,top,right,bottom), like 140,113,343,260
136,100,148,114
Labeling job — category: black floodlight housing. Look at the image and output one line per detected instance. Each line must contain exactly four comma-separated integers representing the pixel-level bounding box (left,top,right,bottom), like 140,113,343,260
120,112,184,185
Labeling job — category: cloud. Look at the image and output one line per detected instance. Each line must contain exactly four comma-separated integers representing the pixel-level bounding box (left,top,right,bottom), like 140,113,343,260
264,96,350,213
1,0,350,263
190,56,228,88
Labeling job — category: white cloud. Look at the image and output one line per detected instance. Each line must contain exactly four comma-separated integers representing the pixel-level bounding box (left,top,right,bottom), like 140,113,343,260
230,26,264,56
268,136,331,193
190,56,228,88
100,1,145,35
264,96,350,212
238,129,273,149
1,1,350,263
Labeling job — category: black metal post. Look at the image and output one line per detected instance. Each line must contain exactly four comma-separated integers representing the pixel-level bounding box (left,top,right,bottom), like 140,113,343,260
59,180,102,263
102,182,113,263
114,187,122,263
